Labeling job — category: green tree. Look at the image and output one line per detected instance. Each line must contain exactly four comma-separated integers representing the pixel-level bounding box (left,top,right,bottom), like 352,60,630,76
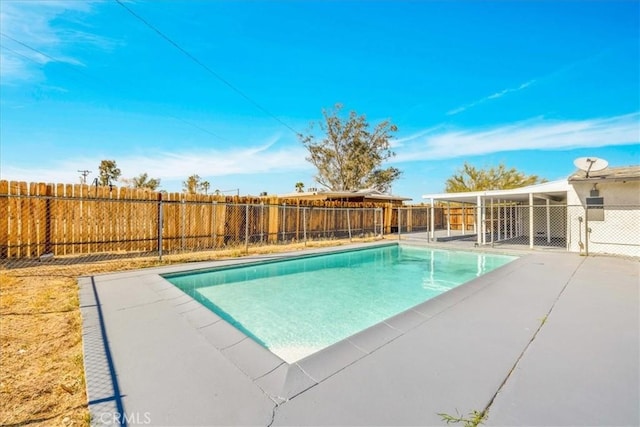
299,104,401,192
182,174,212,194
98,160,121,186
295,182,305,193
123,173,161,191
367,167,402,194
444,162,545,192
183,174,201,194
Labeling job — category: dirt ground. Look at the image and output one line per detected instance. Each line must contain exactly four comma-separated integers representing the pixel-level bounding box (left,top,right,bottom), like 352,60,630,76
0,238,378,426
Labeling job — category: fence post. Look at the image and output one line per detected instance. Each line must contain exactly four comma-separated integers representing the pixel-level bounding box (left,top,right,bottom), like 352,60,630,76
398,207,402,241
245,204,249,253
181,198,186,251
430,199,435,241
260,202,264,244
346,208,352,242
462,204,466,236
491,197,498,247
44,183,53,255
426,206,430,243
296,201,300,241
374,208,378,238
303,207,307,246
281,203,286,242
584,209,589,256
157,194,163,261
212,201,217,249
546,199,551,244
528,193,534,249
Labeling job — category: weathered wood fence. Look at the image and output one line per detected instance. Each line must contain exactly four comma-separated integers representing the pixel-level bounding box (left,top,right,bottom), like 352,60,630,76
0,180,477,260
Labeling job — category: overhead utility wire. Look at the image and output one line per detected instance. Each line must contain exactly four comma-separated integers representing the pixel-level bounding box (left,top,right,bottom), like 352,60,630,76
0,43,40,63
113,0,301,137
0,32,228,142
1,32,98,82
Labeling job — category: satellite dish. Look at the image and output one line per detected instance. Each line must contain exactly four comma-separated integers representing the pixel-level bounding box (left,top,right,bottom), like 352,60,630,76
573,157,608,178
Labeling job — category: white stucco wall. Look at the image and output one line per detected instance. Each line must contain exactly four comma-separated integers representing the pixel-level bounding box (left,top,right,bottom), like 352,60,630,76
567,181,640,257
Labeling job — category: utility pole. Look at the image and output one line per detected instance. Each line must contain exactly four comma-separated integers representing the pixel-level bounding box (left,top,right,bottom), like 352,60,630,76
78,169,92,184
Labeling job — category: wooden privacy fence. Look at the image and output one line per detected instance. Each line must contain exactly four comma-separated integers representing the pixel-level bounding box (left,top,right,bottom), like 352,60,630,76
0,180,466,260
397,205,474,232
0,181,160,259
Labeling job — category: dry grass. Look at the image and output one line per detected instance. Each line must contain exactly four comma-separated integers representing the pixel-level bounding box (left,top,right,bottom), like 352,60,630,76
0,272,87,427
0,237,380,426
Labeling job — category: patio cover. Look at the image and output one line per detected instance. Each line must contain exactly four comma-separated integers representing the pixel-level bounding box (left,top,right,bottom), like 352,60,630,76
421,179,570,204
421,180,571,248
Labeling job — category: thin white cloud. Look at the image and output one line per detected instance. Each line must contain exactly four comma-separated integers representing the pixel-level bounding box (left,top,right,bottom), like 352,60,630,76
0,141,311,185
391,125,449,147
447,79,536,116
395,112,640,162
0,1,112,84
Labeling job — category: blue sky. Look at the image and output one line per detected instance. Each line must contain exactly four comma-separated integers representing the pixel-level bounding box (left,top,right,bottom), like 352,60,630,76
1,0,638,201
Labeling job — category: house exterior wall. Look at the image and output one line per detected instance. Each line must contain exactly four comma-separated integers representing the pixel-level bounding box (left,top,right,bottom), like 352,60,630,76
567,181,640,257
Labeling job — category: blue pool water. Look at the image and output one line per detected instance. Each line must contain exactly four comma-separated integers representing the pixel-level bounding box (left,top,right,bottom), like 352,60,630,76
165,245,517,362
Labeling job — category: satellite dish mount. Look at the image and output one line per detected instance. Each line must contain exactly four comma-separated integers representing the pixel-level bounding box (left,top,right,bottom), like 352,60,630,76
573,157,608,178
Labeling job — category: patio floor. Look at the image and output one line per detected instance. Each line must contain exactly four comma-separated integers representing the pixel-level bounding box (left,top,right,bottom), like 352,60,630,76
79,241,639,426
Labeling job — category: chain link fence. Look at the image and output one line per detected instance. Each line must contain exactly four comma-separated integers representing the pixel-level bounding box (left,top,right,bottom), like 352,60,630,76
0,185,386,268
2,180,638,268
157,201,385,255
396,203,640,257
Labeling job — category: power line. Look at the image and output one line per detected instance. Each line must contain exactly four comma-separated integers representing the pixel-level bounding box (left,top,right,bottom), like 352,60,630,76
113,0,301,137
1,33,63,64
1,32,100,83
0,43,39,64
0,32,228,142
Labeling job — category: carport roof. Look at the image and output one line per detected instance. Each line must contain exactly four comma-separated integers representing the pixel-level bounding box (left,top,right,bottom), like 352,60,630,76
421,179,570,204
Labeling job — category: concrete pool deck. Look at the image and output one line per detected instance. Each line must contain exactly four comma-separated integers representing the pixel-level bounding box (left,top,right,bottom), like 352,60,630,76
79,242,639,426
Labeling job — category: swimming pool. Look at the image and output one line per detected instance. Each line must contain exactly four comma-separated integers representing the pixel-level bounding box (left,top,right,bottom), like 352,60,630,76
165,244,517,363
